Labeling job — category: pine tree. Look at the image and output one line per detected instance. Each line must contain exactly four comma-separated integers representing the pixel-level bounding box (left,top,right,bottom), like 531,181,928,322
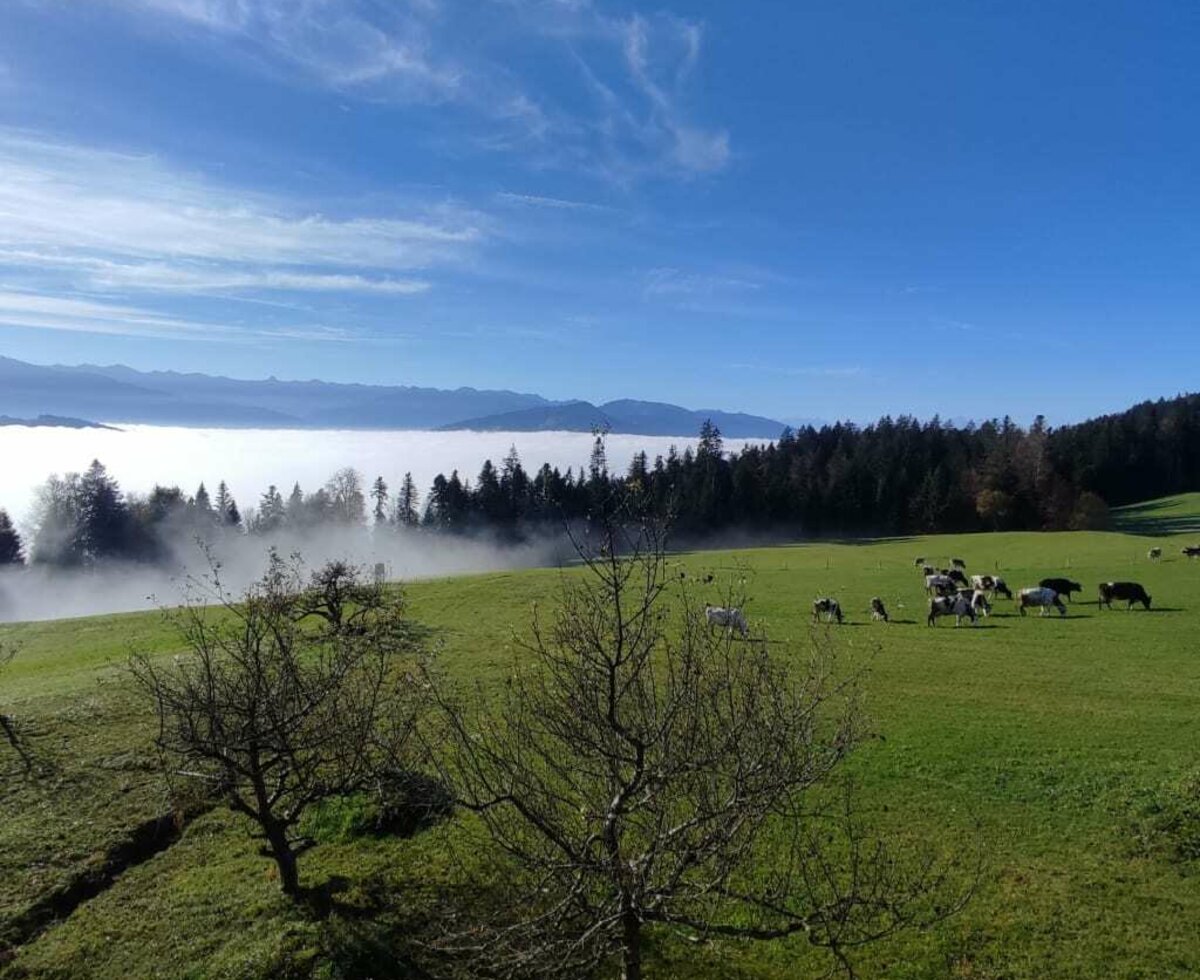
370,476,389,525
77,460,131,562
257,485,286,534
214,481,241,529
286,483,305,527
0,509,23,565
395,472,420,527
193,483,213,523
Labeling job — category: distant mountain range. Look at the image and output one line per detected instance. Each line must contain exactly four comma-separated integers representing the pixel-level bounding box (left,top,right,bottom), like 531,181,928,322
0,356,789,438
0,414,118,430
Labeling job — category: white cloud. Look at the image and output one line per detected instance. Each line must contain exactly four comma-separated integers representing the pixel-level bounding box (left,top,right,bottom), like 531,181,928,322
0,134,482,268
0,131,483,310
643,267,761,298
0,289,352,342
102,0,731,180
495,191,611,212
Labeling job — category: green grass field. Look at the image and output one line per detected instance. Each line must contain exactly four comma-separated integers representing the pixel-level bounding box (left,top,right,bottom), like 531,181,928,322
2,506,1200,979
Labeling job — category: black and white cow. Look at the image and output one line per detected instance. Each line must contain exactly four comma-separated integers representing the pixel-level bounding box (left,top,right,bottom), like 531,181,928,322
812,597,844,624
928,593,976,627
1017,587,1067,617
972,574,1013,599
963,588,991,617
869,596,889,622
947,568,970,587
705,605,749,637
1147,547,1162,561
1098,582,1152,610
925,574,958,597
913,556,927,567
1183,546,1200,560
951,557,967,570
1038,577,1083,602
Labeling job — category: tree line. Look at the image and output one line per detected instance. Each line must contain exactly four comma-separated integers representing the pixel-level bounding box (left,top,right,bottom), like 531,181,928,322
1,390,1197,567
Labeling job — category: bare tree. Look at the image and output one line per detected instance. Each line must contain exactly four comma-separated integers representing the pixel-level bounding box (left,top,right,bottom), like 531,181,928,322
428,507,968,979
132,554,427,897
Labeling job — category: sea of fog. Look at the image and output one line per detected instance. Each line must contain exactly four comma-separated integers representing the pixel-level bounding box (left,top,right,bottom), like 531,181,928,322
0,425,759,528
0,426,762,622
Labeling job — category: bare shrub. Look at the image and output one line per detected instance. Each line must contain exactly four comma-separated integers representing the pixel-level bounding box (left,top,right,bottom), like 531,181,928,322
427,506,969,979
132,553,427,897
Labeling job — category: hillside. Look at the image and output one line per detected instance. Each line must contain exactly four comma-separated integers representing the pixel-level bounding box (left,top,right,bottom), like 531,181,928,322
2,524,1199,978
0,357,786,436
440,398,786,438
1110,492,1200,535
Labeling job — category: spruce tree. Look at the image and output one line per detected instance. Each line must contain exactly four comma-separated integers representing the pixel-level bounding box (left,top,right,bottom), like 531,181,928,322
370,476,389,525
396,473,420,527
0,509,23,565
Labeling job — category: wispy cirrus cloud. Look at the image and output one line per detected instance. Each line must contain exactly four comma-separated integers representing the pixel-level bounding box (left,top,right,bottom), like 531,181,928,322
0,290,353,342
643,266,762,298
102,0,730,181
0,131,481,304
495,191,613,213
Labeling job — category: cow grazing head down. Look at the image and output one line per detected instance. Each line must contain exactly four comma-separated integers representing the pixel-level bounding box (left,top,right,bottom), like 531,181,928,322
812,598,844,624
1098,582,1152,611
869,596,889,622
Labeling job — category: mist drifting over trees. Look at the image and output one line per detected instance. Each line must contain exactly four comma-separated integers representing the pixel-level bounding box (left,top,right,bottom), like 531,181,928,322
0,390,1197,621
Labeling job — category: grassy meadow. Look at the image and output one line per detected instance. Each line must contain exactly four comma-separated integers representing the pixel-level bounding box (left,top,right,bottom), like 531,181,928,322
2,500,1200,979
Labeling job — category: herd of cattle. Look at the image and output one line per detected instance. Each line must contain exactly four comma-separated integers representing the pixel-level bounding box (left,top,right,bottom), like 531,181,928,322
704,550,1178,636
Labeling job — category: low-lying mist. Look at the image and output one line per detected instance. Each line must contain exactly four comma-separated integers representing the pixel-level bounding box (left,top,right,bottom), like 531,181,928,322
0,525,572,624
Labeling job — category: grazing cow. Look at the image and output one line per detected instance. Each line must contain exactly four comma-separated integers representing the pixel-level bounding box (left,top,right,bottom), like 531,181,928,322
1098,582,1152,611
921,564,936,577
1038,577,1083,602
913,556,927,567
1148,547,1162,561
1183,546,1200,560
1018,587,1067,617
947,568,970,587
812,598,844,624
925,574,958,597
951,558,967,570
973,574,1013,599
705,605,749,637
965,589,991,617
928,593,976,627
870,596,889,622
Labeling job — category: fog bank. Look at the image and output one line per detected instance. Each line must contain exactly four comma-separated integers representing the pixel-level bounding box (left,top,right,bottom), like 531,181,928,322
0,523,572,624
0,425,759,528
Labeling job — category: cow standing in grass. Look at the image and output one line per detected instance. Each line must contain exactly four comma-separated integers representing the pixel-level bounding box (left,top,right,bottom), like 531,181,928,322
925,574,958,597
1018,587,1067,617
1147,547,1162,561
964,589,991,617
928,593,976,627
1098,582,1152,610
870,597,889,622
1039,578,1082,602
812,598,844,624
705,606,749,637
1183,546,1200,560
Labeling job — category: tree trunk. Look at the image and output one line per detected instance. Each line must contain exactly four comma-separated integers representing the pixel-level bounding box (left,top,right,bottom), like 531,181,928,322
266,823,300,896
620,909,642,980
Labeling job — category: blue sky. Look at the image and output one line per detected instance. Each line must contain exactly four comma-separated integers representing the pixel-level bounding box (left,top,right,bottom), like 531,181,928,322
0,0,1198,425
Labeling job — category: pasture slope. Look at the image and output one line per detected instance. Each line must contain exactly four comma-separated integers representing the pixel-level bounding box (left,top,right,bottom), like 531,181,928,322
2,506,1200,978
